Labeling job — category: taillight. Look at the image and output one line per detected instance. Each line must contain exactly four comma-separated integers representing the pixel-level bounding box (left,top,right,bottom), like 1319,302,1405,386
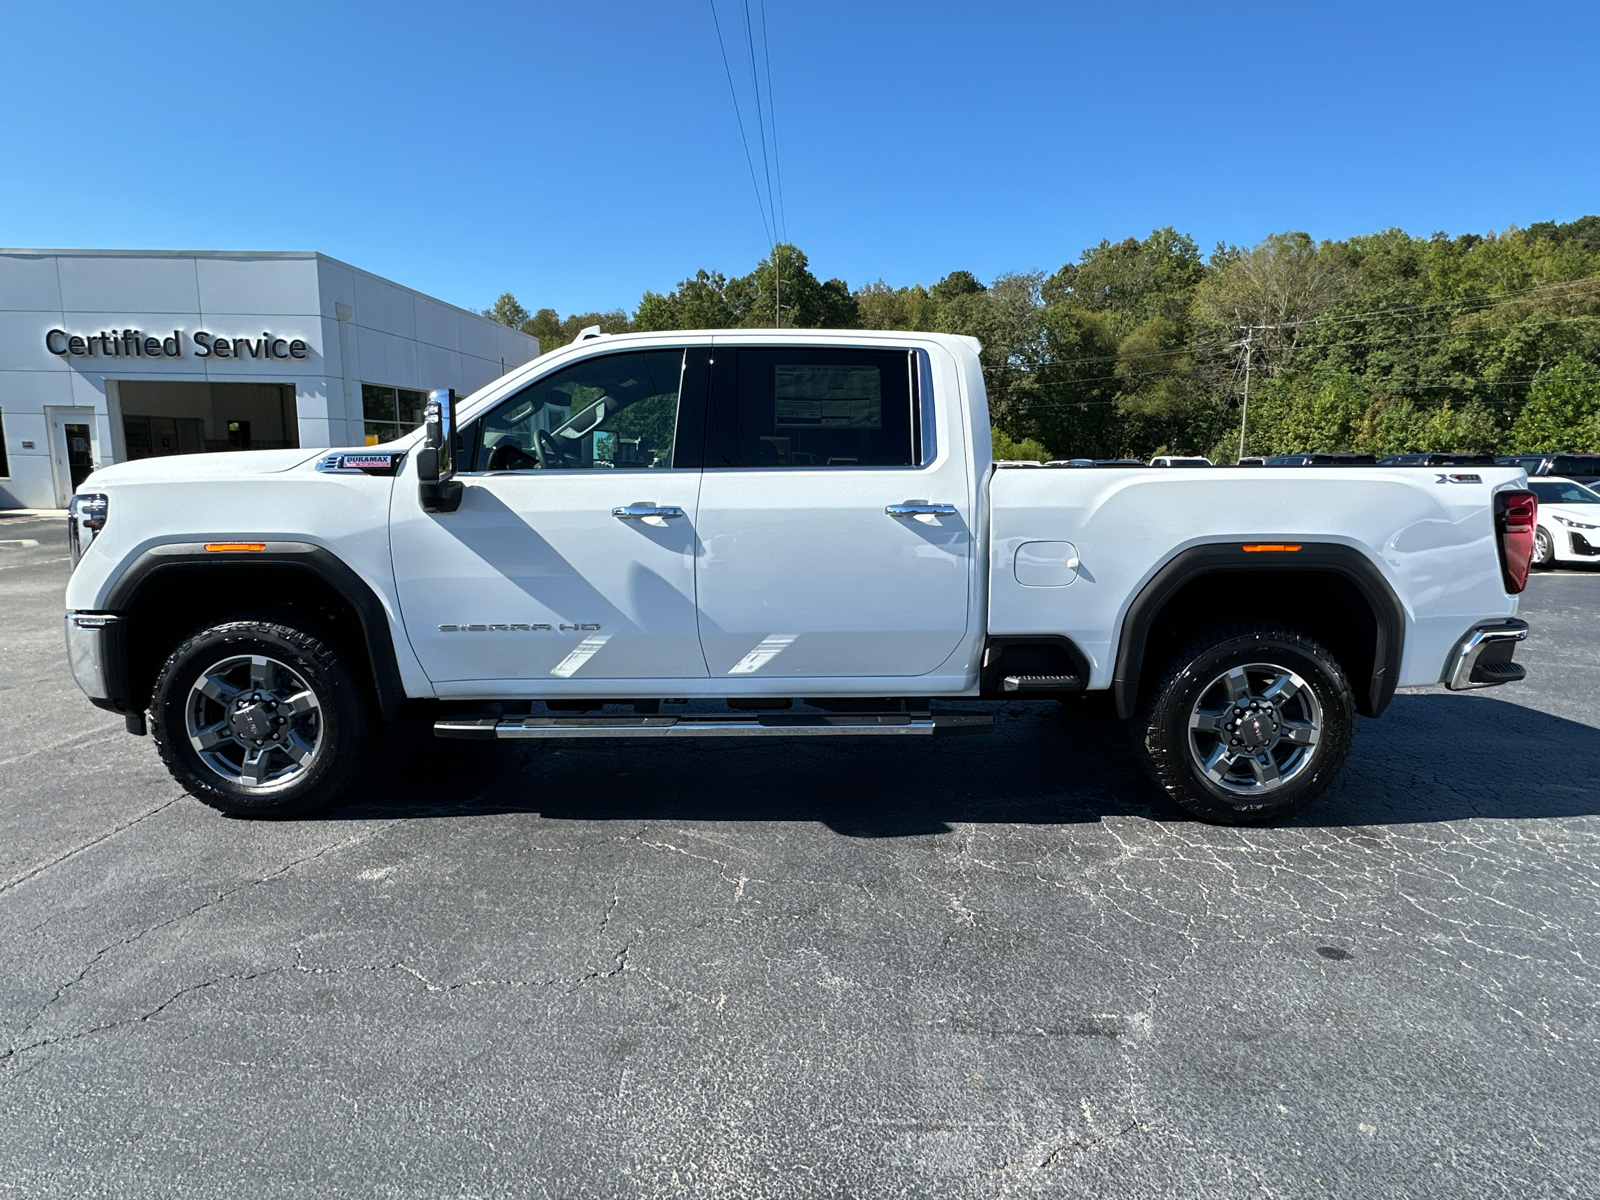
1494,489,1538,594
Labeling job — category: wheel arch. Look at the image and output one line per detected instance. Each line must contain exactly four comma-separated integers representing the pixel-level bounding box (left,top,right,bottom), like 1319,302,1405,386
1111,542,1406,721
100,542,406,720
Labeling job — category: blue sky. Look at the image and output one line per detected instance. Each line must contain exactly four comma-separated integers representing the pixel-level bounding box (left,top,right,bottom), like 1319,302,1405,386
3,2,1595,316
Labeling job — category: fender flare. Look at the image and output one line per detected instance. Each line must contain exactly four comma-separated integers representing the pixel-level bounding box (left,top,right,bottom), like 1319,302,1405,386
102,541,407,719
1111,542,1406,720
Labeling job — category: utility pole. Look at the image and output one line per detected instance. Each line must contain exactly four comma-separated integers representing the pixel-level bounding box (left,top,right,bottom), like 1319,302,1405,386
1238,326,1255,462
1234,323,1284,461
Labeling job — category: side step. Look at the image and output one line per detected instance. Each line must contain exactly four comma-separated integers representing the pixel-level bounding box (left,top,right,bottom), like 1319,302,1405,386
1002,674,1081,693
435,712,994,740
1471,660,1526,685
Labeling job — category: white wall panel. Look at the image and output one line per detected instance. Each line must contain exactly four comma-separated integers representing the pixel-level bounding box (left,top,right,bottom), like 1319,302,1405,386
415,342,459,389
0,312,73,368
353,273,415,339
0,255,63,312
316,259,356,318
459,312,500,360
414,297,461,351
58,256,200,314
0,455,56,509
355,325,418,387
198,257,320,316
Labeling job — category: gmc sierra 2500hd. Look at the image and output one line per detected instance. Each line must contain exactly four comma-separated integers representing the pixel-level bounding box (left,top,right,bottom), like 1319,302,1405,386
63,330,1535,825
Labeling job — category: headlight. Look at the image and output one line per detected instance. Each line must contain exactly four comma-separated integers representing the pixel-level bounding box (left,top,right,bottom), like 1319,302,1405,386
67,493,108,565
1552,514,1599,530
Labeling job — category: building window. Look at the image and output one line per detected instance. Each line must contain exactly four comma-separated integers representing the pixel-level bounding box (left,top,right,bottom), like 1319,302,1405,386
362,384,428,445
0,411,9,478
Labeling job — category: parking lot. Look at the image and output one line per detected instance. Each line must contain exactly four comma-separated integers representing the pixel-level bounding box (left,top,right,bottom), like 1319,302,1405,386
2,511,1597,1198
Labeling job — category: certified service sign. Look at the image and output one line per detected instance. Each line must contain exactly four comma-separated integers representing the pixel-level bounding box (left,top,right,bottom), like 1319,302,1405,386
46,328,310,362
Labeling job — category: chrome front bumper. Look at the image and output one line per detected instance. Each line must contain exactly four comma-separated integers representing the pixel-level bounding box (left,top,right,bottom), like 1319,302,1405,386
1442,618,1528,690
64,612,121,702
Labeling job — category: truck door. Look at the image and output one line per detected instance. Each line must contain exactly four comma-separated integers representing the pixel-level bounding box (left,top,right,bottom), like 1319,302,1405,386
691,345,972,680
390,347,711,686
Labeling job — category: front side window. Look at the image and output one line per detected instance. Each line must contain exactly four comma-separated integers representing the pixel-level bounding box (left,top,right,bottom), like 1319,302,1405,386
708,348,918,469
362,384,428,445
472,349,685,471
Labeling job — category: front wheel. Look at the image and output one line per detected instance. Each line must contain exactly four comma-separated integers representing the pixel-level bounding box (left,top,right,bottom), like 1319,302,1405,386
1134,622,1356,825
1532,526,1554,569
149,617,378,817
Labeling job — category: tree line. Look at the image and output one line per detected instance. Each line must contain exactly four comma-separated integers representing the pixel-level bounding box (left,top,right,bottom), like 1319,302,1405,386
485,217,1600,462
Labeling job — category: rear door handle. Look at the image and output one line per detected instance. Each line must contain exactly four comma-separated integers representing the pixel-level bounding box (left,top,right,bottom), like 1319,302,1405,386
613,505,686,520
886,503,958,517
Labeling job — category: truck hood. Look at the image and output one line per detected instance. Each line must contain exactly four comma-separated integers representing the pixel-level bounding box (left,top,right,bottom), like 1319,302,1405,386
83,449,323,489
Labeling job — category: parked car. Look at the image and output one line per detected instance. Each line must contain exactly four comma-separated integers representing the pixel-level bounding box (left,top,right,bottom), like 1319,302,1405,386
1151,456,1213,467
1497,454,1600,486
1526,477,1600,568
1377,453,1497,467
1237,456,1267,466
1046,458,1148,468
63,331,1534,827
1266,453,1380,467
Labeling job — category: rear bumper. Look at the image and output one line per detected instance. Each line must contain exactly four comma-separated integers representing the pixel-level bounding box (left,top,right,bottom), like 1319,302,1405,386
1441,618,1528,690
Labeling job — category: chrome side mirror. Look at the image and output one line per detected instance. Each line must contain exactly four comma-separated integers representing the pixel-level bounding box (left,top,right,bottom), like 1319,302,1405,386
418,388,463,513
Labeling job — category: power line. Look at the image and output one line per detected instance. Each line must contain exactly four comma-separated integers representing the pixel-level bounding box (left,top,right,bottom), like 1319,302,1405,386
758,0,786,243
708,0,773,247
1257,276,1600,332
1029,302,1600,373
741,0,777,247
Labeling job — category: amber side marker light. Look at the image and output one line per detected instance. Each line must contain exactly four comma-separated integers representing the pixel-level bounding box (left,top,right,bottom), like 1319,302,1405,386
1242,543,1302,552
204,542,267,553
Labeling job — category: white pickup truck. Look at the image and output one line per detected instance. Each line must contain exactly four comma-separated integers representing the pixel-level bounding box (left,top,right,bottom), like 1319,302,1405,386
63,330,1536,825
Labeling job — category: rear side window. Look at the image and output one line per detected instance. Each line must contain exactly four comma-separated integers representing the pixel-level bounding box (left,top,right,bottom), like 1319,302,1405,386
1552,455,1600,476
706,347,919,468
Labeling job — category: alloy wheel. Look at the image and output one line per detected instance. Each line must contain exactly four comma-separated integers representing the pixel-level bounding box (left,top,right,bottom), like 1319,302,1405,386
185,654,324,792
1186,662,1322,798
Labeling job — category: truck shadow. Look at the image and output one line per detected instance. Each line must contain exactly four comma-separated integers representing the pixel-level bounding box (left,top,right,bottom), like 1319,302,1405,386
332,693,1600,835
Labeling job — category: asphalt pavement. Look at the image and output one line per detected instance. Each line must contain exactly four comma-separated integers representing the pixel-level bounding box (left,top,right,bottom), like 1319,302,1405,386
2,512,1597,1198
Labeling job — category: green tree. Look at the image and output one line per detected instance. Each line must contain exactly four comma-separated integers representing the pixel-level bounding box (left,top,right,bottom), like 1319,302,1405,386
741,244,858,328
485,292,530,329
854,280,932,330
991,429,1052,461
1511,354,1600,451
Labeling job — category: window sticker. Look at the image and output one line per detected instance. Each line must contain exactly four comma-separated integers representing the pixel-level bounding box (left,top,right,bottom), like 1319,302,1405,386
774,365,882,429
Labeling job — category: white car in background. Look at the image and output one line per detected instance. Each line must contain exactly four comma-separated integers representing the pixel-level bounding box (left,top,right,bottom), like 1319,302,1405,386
1528,477,1600,568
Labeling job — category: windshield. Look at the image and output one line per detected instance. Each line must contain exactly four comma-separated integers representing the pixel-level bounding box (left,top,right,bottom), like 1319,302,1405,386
1529,480,1600,505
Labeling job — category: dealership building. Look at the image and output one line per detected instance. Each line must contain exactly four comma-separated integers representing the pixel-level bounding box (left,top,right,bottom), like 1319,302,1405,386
0,250,541,508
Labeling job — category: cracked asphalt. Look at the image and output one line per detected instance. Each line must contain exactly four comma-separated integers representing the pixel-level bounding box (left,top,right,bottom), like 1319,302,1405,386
3,512,1598,1198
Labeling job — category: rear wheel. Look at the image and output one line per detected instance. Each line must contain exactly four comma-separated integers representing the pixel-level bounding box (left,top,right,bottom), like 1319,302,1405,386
149,617,377,817
1134,622,1356,825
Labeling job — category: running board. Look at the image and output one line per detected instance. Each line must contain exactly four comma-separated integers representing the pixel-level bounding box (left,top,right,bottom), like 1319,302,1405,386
1002,674,1082,693
434,712,994,740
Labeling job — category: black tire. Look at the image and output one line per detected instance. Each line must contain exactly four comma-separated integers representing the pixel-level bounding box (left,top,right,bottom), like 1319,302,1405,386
149,616,378,818
1133,621,1356,826
1532,526,1554,569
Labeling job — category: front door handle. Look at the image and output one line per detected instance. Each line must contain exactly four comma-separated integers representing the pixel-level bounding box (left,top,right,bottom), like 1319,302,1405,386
886,503,958,517
613,505,686,520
